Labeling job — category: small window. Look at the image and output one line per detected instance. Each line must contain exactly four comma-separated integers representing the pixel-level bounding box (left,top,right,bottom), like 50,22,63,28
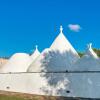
66,90,70,93
66,70,68,72
6,86,10,89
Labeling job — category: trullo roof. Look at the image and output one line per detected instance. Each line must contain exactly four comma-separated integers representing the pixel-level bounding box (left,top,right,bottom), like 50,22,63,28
0,53,32,73
50,26,78,54
73,43,100,71
28,26,79,72
27,48,50,72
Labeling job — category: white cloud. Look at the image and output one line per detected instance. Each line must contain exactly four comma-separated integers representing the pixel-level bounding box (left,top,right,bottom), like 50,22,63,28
68,24,81,32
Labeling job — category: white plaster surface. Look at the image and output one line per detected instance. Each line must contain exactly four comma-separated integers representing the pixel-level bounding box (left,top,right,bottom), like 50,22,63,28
0,73,100,98
0,53,32,73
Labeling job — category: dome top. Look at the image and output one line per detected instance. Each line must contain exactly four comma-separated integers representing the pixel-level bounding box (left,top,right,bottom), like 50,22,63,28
0,53,32,73
13,53,30,57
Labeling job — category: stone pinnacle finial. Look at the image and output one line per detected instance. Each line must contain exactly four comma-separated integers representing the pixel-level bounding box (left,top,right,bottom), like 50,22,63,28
35,45,38,50
87,43,92,49
60,25,63,33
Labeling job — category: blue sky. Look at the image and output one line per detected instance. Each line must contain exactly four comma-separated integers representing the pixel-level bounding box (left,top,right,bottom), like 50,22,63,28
0,0,100,57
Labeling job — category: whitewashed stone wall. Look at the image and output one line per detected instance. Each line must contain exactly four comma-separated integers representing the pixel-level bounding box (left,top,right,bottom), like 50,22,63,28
0,72,100,98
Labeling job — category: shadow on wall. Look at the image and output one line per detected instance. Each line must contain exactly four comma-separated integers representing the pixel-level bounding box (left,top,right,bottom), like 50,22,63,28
40,73,70,95
39,50,78,95
40,50,78,72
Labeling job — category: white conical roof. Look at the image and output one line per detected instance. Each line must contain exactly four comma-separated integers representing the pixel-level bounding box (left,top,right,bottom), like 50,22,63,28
27,48,50,72
49,26,79,70
31,45,40,61
28,26,79,72
73,43,100,71
85,43,98,59
0,53,32,73
50,26,79,54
